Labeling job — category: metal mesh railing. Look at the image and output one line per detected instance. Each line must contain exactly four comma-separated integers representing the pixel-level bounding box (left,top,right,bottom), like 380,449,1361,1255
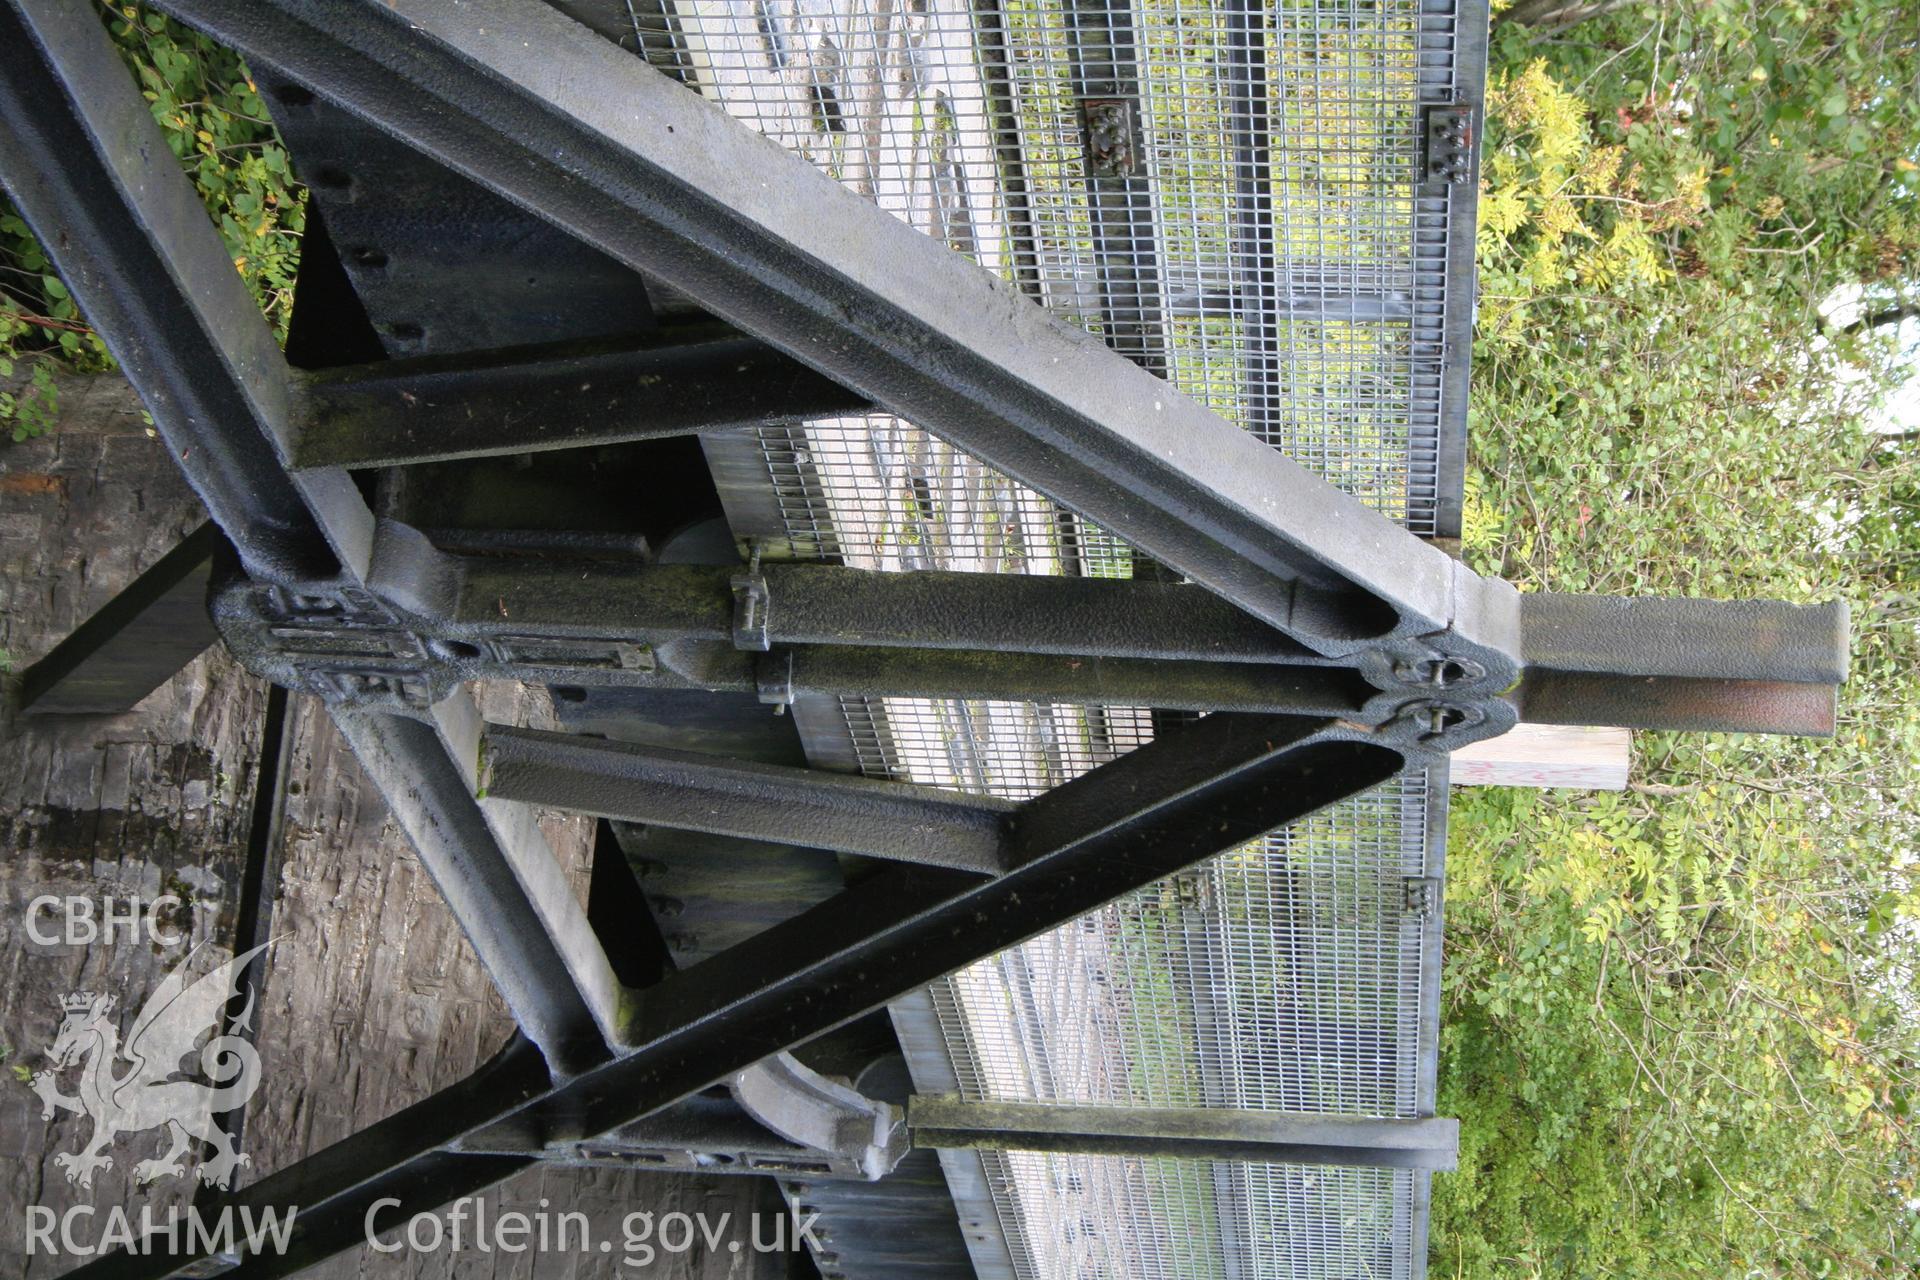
972,1153,1415,1280
929,775,1433,1117
755,419,1131,575
661,2,1464,1276
838,694,1155,799
671,0,1457,532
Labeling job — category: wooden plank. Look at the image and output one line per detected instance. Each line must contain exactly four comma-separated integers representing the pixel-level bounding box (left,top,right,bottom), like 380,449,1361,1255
1449,723,1630,790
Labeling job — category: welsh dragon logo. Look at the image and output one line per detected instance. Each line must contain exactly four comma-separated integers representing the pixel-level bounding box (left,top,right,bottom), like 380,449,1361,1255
28,943,270,1191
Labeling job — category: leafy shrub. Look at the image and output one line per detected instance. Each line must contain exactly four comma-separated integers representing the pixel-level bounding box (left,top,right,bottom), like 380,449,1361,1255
1438,5,1920,1273
0,1,302,441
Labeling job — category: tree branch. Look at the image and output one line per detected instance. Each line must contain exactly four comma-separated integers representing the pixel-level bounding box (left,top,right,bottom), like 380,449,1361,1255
1841,303,1920,334
1501,0,1640,31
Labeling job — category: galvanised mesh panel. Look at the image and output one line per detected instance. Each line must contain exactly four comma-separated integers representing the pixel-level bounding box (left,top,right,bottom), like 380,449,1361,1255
755,418,1130,575
979,1151,1231,1280
671,0,1456,531
838,694,1154,798
970,1153,1415,1280
1240,1163,1416,1280
928,775,1433,1116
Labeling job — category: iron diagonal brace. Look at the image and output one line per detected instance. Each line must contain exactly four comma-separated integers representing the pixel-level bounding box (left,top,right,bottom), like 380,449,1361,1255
53,712,1409,1279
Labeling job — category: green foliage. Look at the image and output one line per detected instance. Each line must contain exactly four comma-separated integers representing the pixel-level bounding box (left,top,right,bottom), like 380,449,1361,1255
1485,0,1920,300
1439,4,1920,1275
0,1,303,442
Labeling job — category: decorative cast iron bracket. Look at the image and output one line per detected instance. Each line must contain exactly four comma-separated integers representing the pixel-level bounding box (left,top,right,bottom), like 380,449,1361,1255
208,531,1537,758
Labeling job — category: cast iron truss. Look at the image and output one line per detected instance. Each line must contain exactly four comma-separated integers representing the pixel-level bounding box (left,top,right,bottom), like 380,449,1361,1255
0,0,1846,1276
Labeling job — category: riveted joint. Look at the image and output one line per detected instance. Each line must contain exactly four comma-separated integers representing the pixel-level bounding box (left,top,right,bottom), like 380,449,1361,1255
1375,691,1518,756
1354,633,1517,703
1403,876,1441,919
1424,104,1474,186
1391,655,1488,688
1397,698,1485,742
1081,98,1139,178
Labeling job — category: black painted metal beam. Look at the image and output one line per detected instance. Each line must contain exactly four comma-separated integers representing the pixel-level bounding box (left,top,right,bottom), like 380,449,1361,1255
907,1096,1460,1172
755,564,1323,663
145,0,1490,659
1519,672,1841,736
290,326,871,469
552,716,1405,1139
463,1088,888,1178
480,725,1016,874
18,522,222,715
319,529,1850,737
1522,594,1850,686
774,646,1379,717
1515,594,1848,735
59,714,1406,1279
330,696,624,1074
194,682,295,1213
411,550,1326,663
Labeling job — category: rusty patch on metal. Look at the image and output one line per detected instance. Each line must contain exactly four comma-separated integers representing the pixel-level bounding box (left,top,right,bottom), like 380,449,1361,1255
1081,98,1138,179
